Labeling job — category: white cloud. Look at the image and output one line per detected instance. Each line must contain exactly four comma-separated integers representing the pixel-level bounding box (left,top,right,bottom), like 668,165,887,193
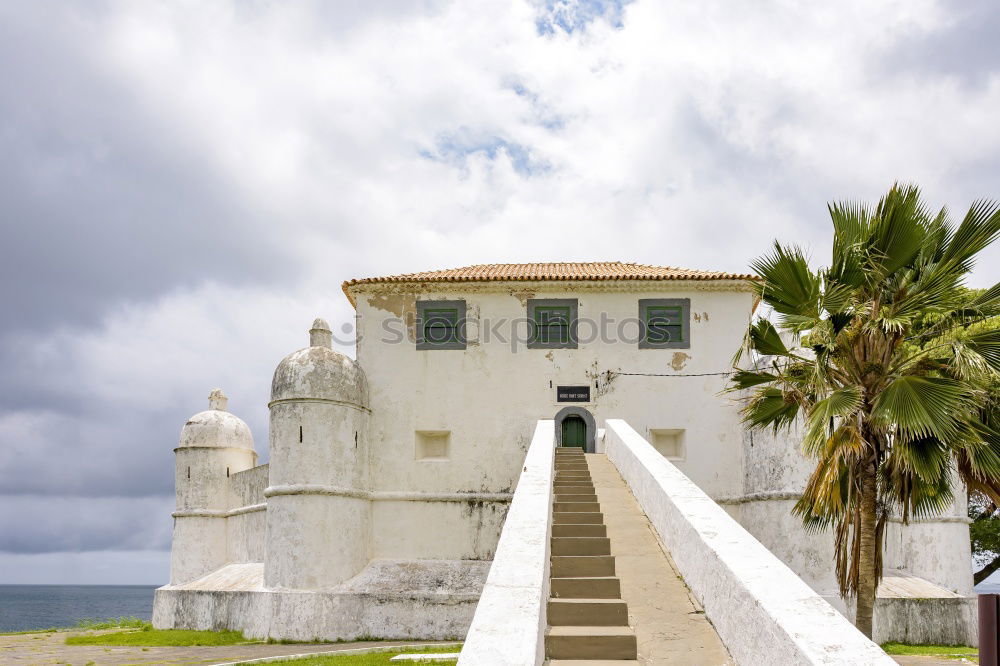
3,0,1000,581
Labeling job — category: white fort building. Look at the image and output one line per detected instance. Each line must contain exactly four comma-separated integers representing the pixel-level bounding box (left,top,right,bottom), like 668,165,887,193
153,263,975,659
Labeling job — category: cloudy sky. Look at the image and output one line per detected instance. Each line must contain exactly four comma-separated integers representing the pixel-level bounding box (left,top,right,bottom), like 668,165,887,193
2,0,1000,585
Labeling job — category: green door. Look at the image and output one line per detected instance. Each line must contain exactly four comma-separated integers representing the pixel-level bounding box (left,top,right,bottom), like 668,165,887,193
561,416,586,450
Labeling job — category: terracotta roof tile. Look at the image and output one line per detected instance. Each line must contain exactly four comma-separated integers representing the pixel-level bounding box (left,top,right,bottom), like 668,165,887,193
342,262,755,303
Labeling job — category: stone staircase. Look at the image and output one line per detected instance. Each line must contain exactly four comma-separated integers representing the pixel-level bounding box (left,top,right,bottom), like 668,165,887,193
546,447,637,664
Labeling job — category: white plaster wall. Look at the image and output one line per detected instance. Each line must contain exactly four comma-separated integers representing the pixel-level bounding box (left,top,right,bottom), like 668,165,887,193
265,495,371,589
265,398,372,589
170,517,228,586
884,518,975,596
353,282,755,562
373,500,508,560
459,420,554,666
604,419,895,666
226,511,266,563
229,464,269,507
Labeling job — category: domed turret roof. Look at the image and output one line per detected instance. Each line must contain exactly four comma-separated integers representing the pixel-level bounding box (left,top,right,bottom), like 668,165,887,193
178,389,255,450
270,318,369,406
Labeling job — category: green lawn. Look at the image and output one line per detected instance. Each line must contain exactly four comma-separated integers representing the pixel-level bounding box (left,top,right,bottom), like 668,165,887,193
261,645,461,665
881,642,978,660
66,627,253,647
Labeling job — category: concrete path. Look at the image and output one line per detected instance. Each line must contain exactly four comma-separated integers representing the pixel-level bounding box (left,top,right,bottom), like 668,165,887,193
0,631,455,665
586,453,732,665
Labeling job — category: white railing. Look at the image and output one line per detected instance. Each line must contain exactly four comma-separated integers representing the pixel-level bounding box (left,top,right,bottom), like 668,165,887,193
604,419,895,666
458,420,555,666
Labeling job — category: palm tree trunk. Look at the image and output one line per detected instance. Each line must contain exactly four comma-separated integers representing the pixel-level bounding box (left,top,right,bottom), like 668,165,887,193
856,460,878,639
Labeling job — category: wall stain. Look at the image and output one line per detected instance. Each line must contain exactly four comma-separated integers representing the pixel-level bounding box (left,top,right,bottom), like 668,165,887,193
671,352,691,371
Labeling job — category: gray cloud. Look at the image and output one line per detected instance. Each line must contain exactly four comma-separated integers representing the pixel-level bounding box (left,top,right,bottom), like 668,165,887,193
878,0,1000,87
0,495,173,554
3,0,1000,583
0,4,297,339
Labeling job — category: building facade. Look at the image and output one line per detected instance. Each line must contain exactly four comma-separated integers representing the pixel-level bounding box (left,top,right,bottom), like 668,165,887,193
153,263,975,644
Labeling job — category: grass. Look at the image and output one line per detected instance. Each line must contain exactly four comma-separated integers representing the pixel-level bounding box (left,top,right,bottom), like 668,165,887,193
74,616,150,631
881,642,978,659
0,616,149,636
259,645,461,665
66,624,253,647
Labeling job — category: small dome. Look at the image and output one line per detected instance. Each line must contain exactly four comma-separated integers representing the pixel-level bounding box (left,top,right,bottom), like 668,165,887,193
271,319,369,406
178,389,255,450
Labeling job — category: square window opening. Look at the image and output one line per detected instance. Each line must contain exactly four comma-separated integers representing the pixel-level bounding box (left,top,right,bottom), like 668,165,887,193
415,430,450,461
650,429,685,461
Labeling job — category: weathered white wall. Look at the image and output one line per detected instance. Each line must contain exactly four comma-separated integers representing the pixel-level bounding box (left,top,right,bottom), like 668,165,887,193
459,420,554,666
352,280,755,563
605,419,895,666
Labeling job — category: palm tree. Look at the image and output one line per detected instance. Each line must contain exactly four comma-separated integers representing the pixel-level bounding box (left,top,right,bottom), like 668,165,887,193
730,183,1000,638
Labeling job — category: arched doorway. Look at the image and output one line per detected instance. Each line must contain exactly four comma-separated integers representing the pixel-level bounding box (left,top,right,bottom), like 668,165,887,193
554,406,596,453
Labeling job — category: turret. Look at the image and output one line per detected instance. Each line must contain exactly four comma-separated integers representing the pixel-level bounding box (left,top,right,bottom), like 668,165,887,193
264,319,371,589
170,389,257,585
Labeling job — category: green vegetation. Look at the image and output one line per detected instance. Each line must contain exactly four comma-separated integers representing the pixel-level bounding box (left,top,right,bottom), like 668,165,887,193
0,627,60,635
881,642,977,659
66,624,253,647
260,645,461,665
1,616,151,635
74,616,149,631
731,184,1000,638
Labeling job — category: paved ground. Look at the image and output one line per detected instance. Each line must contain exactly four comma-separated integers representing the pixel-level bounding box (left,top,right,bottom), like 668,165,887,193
587,453,733,665
0,631,455,665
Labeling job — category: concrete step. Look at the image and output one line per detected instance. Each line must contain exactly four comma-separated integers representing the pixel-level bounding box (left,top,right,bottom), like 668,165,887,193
551,537,611,556
550,576,621,599
553,502,601,514
555,463,589,470
545,626,637,660
547,599,629,626
554,494,597,503
553,512,603,525
551,555,615,577
555,483,594,495
555,449,586,454
555,473,591,480
552,524,607,538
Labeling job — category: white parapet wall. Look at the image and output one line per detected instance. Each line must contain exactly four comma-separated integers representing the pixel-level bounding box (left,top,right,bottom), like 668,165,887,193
458,420,555,666
604,419,896,666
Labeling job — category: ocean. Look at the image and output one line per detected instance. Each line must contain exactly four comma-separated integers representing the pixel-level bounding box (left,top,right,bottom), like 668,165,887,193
0,585,158,633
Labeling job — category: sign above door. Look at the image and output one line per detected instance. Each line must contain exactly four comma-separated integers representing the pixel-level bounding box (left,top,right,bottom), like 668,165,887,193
557,385,590,403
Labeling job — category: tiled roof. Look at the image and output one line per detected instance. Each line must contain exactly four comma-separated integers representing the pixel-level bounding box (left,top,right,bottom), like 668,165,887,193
342,262,755,302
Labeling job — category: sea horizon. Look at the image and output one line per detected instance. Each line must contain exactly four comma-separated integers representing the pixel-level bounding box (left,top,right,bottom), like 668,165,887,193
0,584,159,633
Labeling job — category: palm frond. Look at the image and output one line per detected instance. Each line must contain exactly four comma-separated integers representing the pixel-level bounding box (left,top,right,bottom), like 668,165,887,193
748,318,790,356
941,198,1000,272
871,375,976,443
750,242,821,330
742,387,800,431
